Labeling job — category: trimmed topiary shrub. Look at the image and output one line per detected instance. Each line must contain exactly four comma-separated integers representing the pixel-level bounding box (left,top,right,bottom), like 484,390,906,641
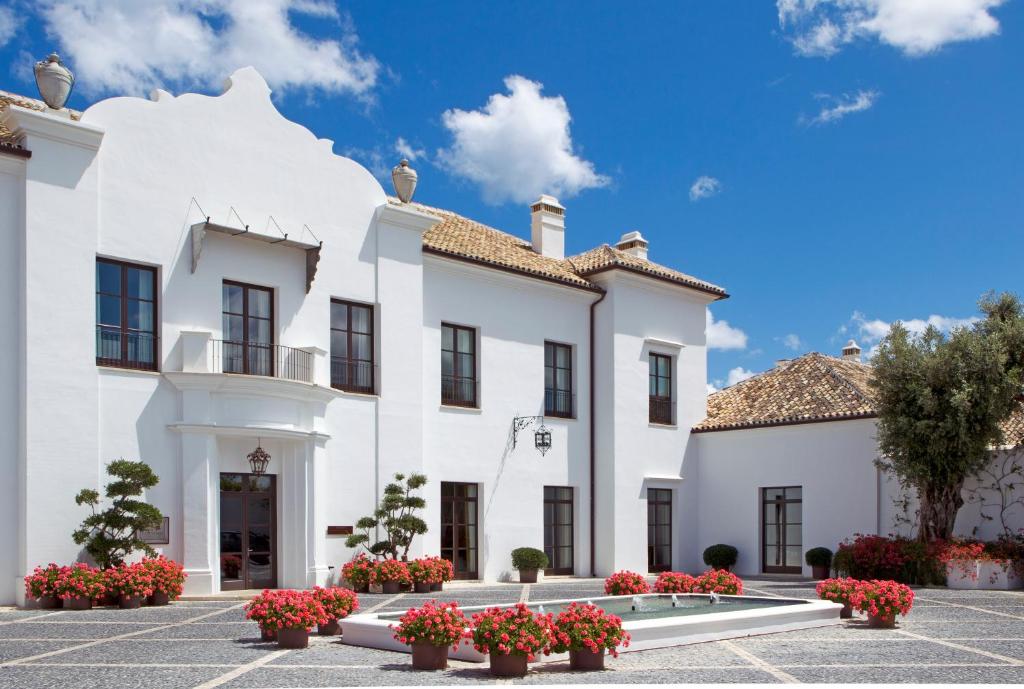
805,547,833,568
510,547,549,571
703,544,738,570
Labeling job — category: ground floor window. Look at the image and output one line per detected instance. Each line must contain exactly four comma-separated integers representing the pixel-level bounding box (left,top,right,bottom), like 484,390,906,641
441,481,478,579
219,473,276,591
762,486,802,574
543,486,574,574
647,487,672,572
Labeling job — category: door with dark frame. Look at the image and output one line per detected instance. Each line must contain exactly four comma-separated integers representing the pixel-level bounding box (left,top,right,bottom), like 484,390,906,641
440,482,478,579
762,486,802,574
647,487,672,572
220,473,277,591
543,486,574,575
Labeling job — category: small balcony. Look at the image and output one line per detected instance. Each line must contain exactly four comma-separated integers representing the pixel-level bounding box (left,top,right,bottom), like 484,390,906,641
649,396,675,425
330,357,376,395
96,325,159,371
177,331,325,387
442,375,478,408
544,388,575,418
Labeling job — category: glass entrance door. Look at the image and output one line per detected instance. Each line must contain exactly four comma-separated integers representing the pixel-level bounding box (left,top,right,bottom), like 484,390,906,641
544,486,574,574
762,486,802,574
647,488,672,572
441,482,478,579
220,473,277,590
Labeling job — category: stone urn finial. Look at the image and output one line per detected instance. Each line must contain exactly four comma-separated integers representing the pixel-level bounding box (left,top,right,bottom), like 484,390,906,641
391,159,418,203
34,53,75,110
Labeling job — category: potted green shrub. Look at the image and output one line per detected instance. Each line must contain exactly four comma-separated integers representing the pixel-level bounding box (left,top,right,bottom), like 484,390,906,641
702,544,738,572
511,547,549,583
805,547,834,579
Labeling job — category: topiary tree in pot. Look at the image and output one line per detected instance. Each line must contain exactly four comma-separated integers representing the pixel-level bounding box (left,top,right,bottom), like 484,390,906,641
345,473,428,561
703,544,738,572
510,547,549,583
805,547,833,579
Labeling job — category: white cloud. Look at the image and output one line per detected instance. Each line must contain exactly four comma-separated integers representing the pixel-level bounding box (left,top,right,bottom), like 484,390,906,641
436,75,609,205
706,309,749,351
804,90,879,125
781,333,803,351
0,6,19,47
394,137,425,162
726,367,757,387
849,310,981,348
778,0,1006,57
35,0,380,98
707,382,719,394
689,175,721,202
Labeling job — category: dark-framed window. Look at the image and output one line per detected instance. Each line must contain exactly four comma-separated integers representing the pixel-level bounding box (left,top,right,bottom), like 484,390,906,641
647,487,672,572
544,486,574,574
649,353,673,424
441,482,479,579
96,258,158,371
762,486,802,574
331,299,374,394
222,281,274,376
442,323,477,407
544,342,573,417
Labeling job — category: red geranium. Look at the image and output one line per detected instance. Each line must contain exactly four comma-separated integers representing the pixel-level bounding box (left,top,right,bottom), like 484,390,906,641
244,589,328,631
549,603,630,657
691,569,743,595
54,563,105,600
604,571,650,596
141,557,186,598
855,579,914,620
312,586,359,621
653,571,696,593
341,554,373,590
371,559,411,585
104,562,156,599
815,577,864,609
391,600,469,650
24,564,63,600
470,603,554,661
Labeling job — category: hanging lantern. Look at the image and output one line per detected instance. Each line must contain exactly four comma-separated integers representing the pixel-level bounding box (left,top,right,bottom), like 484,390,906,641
534,424,552,456
247,440,270,476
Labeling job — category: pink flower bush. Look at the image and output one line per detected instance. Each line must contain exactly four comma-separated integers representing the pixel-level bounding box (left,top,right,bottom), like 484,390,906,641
54,563,105,600
433,557,455,583
470,603,554,661
141,557,186,599
603,571,650,596
244,589,328,631
407,558,438,584
371,559,411,585
341,554,373,590
855,579,914,620
392,600,469,650
815,577,863,609
24,564,63,600
691,569,743,595
653,571,696,594
312,586,359,621
548,603,630,657
104,562,156,599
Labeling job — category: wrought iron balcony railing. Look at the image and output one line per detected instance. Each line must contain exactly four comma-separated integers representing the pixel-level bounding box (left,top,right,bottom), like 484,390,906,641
544,388,575,418
649,396,675,425
96,326,159,371
442,375,478,408
330,357,376,394
211,339,314,384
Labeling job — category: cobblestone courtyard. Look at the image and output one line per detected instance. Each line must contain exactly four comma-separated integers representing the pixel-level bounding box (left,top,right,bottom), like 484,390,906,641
1,577,1023,687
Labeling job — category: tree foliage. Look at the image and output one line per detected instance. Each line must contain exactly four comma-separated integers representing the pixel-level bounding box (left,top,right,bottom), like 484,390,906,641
871,292,1024,542
345,472,428,559
72,459,163,569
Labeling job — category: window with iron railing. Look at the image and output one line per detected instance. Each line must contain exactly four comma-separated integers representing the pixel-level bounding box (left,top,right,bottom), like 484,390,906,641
96,258,158,371
649,352,673,425
222,281,274,376
442,323,477,407
544,341,574,417
330,299,375,394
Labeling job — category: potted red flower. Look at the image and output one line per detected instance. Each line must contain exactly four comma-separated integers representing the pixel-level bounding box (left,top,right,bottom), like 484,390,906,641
691,569,743,595
24,564,64,609
312,586,359,635
245,589,328,648
603,571,650,596
54,563,105,610
140,557,186,606
407,559,437,593
653,571,696,594
391,600,469,670
549,602,630,671
815,577,863,618
341,554,373,593
471,603,553,677
105,562,156,609
855,579,914,628
432,557,454,592
371,559,410,594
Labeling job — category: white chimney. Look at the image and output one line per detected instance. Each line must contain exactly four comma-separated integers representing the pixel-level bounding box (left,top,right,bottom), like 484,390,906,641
842,339,862,362
615,231,648,260
530,195,565,260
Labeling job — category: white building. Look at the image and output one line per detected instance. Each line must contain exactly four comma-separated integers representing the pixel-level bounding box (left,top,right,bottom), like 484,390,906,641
2,68,1020,605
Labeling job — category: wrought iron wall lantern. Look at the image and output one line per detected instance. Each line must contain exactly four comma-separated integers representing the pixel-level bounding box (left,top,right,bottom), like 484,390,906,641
247,439,271,476
512,416,552,456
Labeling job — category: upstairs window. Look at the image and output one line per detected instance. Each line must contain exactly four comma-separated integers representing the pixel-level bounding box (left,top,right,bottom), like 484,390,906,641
331,299,375,394
442,323,477,407
649,353,673,424
96,258,158,371
222,281,274,376
544,341,574,417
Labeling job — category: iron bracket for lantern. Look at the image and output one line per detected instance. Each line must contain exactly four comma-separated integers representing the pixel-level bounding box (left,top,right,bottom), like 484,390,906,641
512,415,552,456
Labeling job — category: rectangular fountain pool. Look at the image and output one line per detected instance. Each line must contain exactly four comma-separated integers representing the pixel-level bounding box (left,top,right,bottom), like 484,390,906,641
340,592,842,662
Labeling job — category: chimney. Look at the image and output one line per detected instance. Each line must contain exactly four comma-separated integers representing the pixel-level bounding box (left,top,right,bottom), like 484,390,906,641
616,231,648,260
530,194,565,260
842,339,862,362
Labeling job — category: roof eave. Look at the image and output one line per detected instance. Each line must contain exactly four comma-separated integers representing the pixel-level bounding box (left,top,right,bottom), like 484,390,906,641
579,263,728,300
423,246,604,294
692,411,878,434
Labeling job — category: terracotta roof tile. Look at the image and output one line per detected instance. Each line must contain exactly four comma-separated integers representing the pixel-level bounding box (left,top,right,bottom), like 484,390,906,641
568,244,728,298
0,89,80,157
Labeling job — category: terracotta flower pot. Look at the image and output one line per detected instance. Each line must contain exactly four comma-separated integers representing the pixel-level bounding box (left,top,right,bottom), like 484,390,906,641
840,603,854,619
354,582,369,594
381,581,401,594
277,628,309,649
260,627,277,642
518,569,538,584
811,565,829,580
97,592,118,607
318,619,341,636
489,653,528,677
36,595,62,610
411,642,449,670
64,596,92,611
868,614,896,629
413,581,432,593
431,582,443,592
149,591,170,606
569,648,605,671
119,595,144,609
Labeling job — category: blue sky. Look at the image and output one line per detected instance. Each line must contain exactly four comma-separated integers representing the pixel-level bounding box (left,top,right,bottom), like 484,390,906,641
1,0,1021,389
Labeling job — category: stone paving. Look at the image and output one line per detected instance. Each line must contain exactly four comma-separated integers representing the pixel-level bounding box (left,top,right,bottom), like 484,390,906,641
1,577,1023,686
